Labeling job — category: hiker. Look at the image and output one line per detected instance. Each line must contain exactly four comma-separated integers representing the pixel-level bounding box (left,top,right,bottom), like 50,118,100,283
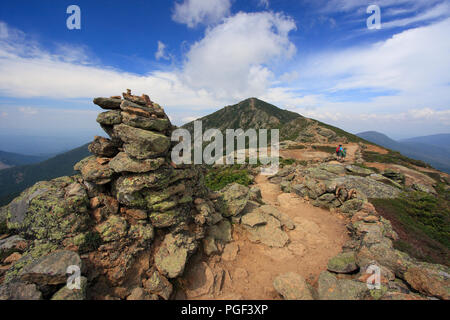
336,144,342,160
342,147,347,160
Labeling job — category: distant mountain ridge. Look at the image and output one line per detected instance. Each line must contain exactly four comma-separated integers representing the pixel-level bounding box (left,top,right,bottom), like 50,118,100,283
182,97,367,144
0,143,90,206
357,131,450,173
0,150,48,170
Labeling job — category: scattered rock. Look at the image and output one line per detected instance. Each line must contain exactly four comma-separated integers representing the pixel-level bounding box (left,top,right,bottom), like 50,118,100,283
143,270,173,300
273,272,314,300
327,252,358,274
219,183,250,217
0,281,42,300
51,276,88,300
20,250,82,286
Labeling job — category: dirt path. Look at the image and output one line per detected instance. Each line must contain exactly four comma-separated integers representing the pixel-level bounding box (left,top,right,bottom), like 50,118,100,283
182,175,349,300
279,143,359,164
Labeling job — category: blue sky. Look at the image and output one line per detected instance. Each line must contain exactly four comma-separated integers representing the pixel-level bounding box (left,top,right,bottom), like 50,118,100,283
0,0,449,153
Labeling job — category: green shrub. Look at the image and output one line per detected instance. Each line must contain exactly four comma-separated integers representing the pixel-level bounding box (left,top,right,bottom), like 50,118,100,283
363,150,430,169
371,191,450,248
205,167,252,191
78,231,102,253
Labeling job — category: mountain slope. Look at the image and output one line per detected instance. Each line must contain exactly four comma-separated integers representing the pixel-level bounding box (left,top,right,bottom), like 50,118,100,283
182,97,367,144
401,134,450,151
0,143,90,206
357,131,450,173
0,150,48,170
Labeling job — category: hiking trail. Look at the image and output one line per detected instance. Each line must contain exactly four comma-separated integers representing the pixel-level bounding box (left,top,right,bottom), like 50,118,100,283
181,175,349,300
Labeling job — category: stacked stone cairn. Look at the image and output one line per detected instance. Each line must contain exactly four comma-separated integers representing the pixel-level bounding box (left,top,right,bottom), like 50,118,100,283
0,90,225,300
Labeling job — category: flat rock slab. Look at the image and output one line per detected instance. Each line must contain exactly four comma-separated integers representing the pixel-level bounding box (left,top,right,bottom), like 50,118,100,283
20,250,82,286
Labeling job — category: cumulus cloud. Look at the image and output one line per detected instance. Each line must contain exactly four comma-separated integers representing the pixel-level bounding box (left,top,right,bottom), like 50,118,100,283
0,12,297,106
172,0,232,28
182,12,297,99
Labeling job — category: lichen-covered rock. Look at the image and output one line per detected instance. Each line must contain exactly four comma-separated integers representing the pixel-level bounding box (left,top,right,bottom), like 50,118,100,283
93,97,122,110
96,110,122,126
109,152,165,173
154,233,197,279
88,136,120,157
273,272,314,300
412,183,436,195
356,241,414,278
207,219,232,243
121,111,170,132
20,250,82,286
327,252,358,274
333,176,400,199
382,169,405,185
340,199,365,214
95,215,128,243
143,270,173,300
0,236,27,257
113,124,170,159
5,177,90,242
74,156,115,185
218,183,250,217
51,276,88,300
318,271,370,300
403,263,450,300
128,223,154,244
0,281,42,300
345,165,374,177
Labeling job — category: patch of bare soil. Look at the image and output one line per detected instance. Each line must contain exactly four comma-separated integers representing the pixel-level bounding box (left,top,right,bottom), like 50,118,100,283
365,162,436,187
364,144,389,154
279,142,359,164
181,175,349,300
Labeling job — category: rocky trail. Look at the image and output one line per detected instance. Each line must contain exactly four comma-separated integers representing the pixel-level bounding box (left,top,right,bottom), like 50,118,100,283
180,175,348,300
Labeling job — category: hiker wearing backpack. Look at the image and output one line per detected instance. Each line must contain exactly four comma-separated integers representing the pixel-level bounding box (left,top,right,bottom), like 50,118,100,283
336,144,342,160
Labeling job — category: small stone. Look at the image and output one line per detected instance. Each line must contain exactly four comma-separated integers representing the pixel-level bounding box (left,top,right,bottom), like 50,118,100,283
126,209,148,220
4,252,22,264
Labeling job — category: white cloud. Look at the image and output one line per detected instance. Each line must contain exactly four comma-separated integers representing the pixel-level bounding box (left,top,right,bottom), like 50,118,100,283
0,12,296,110
182,12,297,99
155,41,169,60
382,2,450,29
172,0,232,28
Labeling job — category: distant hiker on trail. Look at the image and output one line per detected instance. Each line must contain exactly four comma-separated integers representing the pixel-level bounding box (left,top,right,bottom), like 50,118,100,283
342,148,347,160
336,144,342,160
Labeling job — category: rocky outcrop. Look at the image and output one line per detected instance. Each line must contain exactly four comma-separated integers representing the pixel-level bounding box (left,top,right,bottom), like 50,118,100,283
0,90,219,300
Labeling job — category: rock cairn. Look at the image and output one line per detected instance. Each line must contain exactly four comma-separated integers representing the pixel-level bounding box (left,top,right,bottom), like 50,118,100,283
0,90,224,300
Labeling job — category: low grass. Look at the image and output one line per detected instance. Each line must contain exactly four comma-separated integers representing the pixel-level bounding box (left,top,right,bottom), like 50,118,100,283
371,189,450,265
363,150,430,169
205,165,253,191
